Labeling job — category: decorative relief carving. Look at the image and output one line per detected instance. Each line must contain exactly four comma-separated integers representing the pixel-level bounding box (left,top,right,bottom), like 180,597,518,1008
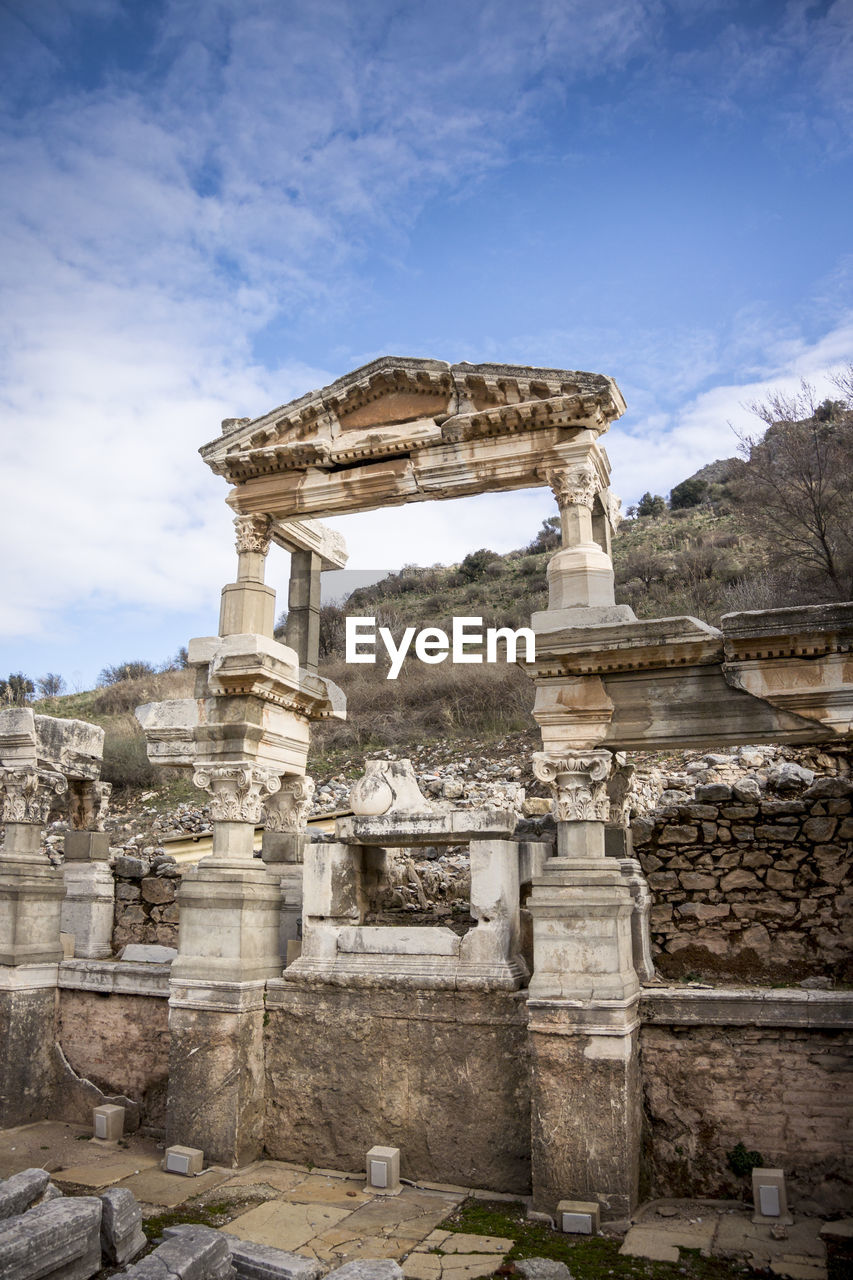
0,768,68,824
544,463,599,511
234,513,273,556
606,490,623,531
264,775,315,831
68,779,112,831
192,763,281,824
532,749,611,822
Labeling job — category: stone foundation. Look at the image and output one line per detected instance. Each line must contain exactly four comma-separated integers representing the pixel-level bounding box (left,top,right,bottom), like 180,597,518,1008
264,980,531,1193
57,988,169,1128
641,992,853,1213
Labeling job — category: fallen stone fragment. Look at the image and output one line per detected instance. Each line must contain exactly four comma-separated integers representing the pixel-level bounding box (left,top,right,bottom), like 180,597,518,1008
514,1260,575,1280
0,1195,102,1280
0,1167,51,1220
99,1185,147,1264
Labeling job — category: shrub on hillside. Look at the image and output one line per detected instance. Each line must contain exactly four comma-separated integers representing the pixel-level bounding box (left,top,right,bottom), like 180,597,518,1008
101,718,159,789
98,660,157,686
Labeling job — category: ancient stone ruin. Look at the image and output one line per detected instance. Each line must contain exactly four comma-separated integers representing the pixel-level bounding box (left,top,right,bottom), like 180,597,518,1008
1,357,850,1245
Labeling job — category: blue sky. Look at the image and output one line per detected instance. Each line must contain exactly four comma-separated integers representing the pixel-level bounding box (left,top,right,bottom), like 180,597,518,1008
1,0,851,690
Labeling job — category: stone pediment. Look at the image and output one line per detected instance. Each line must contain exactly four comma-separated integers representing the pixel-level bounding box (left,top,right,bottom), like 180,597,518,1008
200,356,626,522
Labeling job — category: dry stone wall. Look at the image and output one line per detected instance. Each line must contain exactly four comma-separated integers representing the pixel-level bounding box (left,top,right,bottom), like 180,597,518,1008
112,850,182,951
632,771,852,983
641,1023,853,1212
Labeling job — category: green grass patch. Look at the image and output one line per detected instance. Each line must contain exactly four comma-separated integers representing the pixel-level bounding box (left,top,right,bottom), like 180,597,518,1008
438,1200,754,1280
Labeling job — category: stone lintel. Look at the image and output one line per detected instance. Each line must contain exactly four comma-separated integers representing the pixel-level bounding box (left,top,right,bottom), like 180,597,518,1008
336,808,516,845
58,958,171,999
640,985,853,1029
271,517,349,569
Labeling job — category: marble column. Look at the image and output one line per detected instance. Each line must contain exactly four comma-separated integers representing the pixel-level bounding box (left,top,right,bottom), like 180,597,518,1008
61,781,114,960
526,749,642,1219
219,513,276,638
0,767,67,1125
166,762,284,1166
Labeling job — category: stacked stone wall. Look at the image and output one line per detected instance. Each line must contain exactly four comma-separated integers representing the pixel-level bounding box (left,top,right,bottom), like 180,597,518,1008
641,1022,853,1212
111,851,181,952
632,776,852,982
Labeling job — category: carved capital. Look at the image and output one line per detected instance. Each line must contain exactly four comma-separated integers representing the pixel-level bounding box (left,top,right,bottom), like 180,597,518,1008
263,775,314,832
192,763,281,824
606,754,635,826
544,464,599,511
0,767,68,825
532,750,611,822
68,779,112,831
234,513,272,556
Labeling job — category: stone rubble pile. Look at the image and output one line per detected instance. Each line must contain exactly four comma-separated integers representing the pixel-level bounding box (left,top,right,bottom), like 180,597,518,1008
0,1167,413,1280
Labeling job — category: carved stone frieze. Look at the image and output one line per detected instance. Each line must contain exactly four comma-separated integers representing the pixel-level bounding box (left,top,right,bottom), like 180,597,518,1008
264,775,315,831
234,512,272,556
192,763,281,824
0,767,68,824
532,750,612,822
544,464,599,511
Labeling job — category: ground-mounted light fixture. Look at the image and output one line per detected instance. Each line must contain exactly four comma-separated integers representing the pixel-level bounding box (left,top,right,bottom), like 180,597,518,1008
92,1104,125,1143
752,1168,793,1225
163,1145,204,1176
365,1145,401,1195
556,1199,600,1235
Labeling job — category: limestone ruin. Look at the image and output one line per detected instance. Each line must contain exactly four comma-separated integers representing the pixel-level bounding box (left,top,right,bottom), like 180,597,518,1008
0,356,850,1246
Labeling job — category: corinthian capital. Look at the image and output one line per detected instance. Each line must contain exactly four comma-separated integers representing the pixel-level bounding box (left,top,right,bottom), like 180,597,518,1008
192,762,281,824
263,775,315,832
234,512,273,556
0,767,68,825
68,780,112,831
532,750,611,822
544,464,599,511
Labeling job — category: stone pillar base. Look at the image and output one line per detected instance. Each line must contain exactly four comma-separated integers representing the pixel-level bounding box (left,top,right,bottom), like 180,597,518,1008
528,998,641,1219
0,965,59,1126
171,862,283,986
166,980,267,1166
61,862,115,960
0,858,65,967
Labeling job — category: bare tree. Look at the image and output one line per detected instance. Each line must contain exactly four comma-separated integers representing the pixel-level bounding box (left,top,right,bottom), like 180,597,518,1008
731,371,853,601
37,672,66,699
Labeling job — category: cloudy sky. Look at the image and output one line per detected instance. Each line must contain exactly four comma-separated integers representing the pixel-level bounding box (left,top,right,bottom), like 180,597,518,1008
1,0,851,689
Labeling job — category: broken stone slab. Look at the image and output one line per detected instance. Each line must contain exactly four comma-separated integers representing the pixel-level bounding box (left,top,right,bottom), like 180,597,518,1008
0,1195,102,1280
99,1186,147,1265
115,855,149,879
326,1263,403,1280
190,1228,324,1279
336,808,516,846
124,1224,234,1279
120,944,178,964
0,1167,51,1219
36,715,105,780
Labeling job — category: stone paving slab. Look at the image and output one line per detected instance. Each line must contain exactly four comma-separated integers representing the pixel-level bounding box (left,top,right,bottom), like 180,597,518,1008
118,1165,231,1207
226,1199,354,1251
404,1256,505,1280
436,1232,513,1254
619,1226,680,1263
221,1162,309,1193
0,1120,161,1179
53,1155,159,1188
284,1173,373,1207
